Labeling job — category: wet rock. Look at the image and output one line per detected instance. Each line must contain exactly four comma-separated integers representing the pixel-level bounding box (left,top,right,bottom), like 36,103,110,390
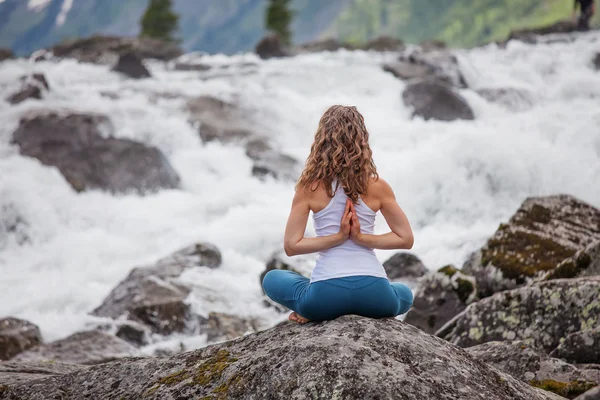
50,35,182,64
251,152,301,181
574,386,600,399
477,87,534,112
403,80,475,121
551,328,600,365
12,111,180,194
173,62,212,72
0,361,83,386
386,49,467,89
0,318,42,361
12,331,139,365
383,62,433,81
467,341,600,399
295,38,356,53
0,316,563,400
255,33,289,59
593,54,600,71
92,242,221,335
463,195,600,298
362,36,405,51
382,252,428,280
115,321,151,347
405,265,476,334
440,277,600,353
204,313,259,343
112,52,151,79
6,73,50,105
420,40,447,52
0,48,13,62
508,21,578,44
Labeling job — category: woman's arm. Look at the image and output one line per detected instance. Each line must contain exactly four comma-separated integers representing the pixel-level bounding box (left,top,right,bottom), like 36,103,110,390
350,179,414,250
283,190,352,256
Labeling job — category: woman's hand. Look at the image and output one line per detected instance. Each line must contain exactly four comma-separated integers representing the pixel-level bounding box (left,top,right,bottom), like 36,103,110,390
338,199,353,240
349,202,363,243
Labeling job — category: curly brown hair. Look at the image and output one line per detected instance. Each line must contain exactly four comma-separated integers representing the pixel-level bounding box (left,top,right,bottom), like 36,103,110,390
296,105,378,203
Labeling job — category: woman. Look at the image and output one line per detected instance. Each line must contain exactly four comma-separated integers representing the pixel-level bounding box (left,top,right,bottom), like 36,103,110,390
262,105,415,324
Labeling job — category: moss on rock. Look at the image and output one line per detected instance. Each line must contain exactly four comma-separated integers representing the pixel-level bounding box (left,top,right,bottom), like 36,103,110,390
530,379,597,399
192,349,238,387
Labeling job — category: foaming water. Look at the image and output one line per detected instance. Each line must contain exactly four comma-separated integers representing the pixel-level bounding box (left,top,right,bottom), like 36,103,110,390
1,33,599,348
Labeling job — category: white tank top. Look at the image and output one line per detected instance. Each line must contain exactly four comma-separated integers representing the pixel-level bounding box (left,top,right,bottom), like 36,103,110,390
310,181,388,283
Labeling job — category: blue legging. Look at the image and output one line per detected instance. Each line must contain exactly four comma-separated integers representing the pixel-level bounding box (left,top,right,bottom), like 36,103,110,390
262,270,413,322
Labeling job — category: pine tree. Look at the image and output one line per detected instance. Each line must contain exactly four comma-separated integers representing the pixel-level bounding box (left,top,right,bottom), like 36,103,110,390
266,0,294,45
140,0,179,42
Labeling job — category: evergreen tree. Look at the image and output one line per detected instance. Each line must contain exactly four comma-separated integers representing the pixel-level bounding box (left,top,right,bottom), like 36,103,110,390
266,0,294,45
140,0,179,42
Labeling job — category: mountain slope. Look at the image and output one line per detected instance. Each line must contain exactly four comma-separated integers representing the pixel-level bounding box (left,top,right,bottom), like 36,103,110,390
0,0,595,56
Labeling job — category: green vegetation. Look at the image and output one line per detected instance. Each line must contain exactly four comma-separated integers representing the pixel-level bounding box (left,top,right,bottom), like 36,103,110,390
140,0,179,42
266,0,294,45
530,379,597,398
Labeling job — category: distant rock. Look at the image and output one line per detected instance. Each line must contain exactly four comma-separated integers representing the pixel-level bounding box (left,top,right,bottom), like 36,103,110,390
92,242,221,335
13,331,139,365
383,62,433,81
420,40,447,52
6,73,50,105
551,328,600,365
574,386,600,399
362,36,405,51
0,318,42,361
440,277,600,353
12,111,180,194
0,361,83,387
0,316,563,400
173,62,212,72
546,241,600,281
382,252,428,280
462,195,600,298
112,52,151,79
115,321,151,347
295,38,356,53
402,80,475,121
0,48,13,62
255,33,290,59
50,35,182,64
593,53,600,71
385,49,467,89
508,20,578,44
477,87,534,112
467,341,600,398
405,265,476,334
204,312,259,343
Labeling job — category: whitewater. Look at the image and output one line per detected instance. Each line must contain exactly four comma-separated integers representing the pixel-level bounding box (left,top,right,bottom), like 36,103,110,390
1,31,599,353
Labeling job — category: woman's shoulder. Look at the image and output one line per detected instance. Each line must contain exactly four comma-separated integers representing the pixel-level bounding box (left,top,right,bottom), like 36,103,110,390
367,176,393,196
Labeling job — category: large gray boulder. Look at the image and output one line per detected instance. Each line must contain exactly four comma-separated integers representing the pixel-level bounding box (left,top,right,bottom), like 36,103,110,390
402,80,475,121
385,50,467,89
12,111,180,194
405,265,477,334
0,361,83,386
6,73,50,105
547,241,600,281
50,35,182,64
551,328,600,365
467,341,600,399
574,386,600,399
463,195,600,298
12,331,139,365
204,312,259,343
0,316,563,399
112,52,151,79
92,242,221,335
477,87,534,112
0,318,42,361
255,33,289,59
440,277,600,353
382,252,428,280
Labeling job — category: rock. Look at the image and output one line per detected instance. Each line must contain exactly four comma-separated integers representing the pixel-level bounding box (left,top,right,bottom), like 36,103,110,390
547,241,600,281
204,313,259,343
112,52,151,79
593,54,600,71
420,40,447,52
255,33,289,59
551,328,600,365
508,20,578,44
6,73,50,105
173,62,212,72
115,321,151,347
295,38,356,53
0,48,14,62
362,35,405,51
0,361,83,386
477,87,533,112
574,386,600,399
12,331,139,365
0,316,564,400
386,49,467,89
251,151,301,181
259,254,309,289
92,242,221,335
0,318,42,361
12,111,180,194
405,265,476,334
467,341,600,399
382,252,428,280
383,62,434,81
403,80,475,121
50,35,182,65
440,277,600,352
463,195,600,298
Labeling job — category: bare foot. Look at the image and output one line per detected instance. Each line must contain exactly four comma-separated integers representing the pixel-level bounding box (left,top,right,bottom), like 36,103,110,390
288,312,309,324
